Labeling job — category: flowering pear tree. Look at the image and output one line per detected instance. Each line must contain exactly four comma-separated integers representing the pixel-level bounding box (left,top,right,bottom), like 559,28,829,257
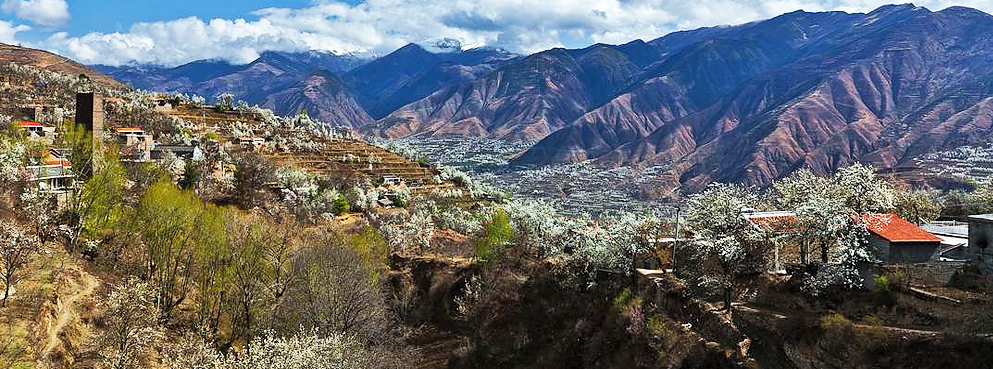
96,278,164,369
0,220,38,306
166,329,374,369
685,183,765,311
775,163,892,295
500,200,568,257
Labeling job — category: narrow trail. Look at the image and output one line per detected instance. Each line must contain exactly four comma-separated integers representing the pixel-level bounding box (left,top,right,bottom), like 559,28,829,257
41,269,99,356
734,302,993,340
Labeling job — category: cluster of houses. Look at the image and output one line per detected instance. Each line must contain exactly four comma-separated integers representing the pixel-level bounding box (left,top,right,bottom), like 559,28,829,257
12,93,215,194
742,209,993,286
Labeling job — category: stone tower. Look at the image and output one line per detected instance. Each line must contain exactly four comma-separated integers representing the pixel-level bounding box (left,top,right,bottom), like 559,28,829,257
75,92,104,171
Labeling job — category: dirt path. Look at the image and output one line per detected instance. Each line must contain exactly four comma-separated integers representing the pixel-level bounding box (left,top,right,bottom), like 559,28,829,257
734,302,993,340
41,269,99,356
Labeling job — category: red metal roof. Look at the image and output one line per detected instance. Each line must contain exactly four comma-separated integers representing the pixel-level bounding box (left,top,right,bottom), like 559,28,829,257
18,120,43,127
864,213,942,243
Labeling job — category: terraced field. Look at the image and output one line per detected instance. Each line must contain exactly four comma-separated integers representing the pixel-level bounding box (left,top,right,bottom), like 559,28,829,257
166,106,263,127
271,139,456,192
164,106,457,192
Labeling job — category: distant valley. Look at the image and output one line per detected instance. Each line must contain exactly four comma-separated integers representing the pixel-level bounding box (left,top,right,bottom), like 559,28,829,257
95,4,993,193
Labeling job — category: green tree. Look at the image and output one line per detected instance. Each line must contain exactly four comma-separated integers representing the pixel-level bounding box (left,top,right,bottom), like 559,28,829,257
178,160,200,190
348,226,389,283
894,188,941,225
68,147,128,251
475,209,512,261
332,193,350,215
133,182,226,322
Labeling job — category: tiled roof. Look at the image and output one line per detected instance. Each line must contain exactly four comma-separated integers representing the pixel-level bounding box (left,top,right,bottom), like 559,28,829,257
864,213,942,243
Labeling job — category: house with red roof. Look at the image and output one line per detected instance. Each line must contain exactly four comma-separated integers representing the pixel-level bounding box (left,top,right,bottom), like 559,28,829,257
865,213,942,264
115,126,155,161
18,120,44,135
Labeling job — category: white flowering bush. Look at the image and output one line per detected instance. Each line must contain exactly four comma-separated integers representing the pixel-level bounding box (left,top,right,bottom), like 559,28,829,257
0,137,28,190
159,151,186,181
97,278,164,369
500,200,568,257
274,167,345,220
18,185,57,240
435,206,483,235
393,187,412,207
349,185,381,211
379,208,434,252
166,329,375,369
429,188,464,200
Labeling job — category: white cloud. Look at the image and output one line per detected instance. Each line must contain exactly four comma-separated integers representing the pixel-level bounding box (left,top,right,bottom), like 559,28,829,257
1,0,69,28
0,19,29,43
30,0,993,66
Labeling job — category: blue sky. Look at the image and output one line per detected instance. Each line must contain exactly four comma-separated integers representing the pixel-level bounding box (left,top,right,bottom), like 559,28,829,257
1,0,990,67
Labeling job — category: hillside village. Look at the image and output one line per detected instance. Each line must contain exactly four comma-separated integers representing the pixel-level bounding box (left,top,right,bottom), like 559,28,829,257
1,56,993,369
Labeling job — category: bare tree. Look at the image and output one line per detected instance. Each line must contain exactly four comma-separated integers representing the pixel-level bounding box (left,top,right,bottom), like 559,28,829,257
0,220,39,306
280,230,388,338
232,152,276,208
225,215,295,346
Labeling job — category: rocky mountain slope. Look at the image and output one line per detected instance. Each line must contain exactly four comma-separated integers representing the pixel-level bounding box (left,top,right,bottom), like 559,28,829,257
365,41,659,141
93,4,993,191
517,4,993,191
263,71,374,128
343,44,517,119
0,43,122,89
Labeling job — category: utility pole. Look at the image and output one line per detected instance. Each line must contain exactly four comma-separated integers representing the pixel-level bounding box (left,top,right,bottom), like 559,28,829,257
672,205,681,273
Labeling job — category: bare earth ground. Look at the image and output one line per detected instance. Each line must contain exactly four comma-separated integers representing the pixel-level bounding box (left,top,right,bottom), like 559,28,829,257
40,266,99,358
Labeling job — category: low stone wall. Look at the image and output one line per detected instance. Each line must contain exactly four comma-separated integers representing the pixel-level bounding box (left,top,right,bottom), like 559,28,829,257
880,260,967,286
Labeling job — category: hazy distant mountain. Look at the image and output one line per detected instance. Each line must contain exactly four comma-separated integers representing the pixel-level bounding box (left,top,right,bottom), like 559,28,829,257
94,50,367,102
343,43,517,119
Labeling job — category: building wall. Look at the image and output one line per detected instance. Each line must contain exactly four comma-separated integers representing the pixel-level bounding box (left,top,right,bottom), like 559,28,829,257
889,242,939,264
967,216,993,275
869,235,938,264
869,234,891,262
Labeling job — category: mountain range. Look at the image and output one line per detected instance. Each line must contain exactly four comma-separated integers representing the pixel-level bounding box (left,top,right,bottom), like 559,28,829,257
94,4,993,191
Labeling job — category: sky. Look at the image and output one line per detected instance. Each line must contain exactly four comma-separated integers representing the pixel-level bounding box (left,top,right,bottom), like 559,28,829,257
0,0,990,67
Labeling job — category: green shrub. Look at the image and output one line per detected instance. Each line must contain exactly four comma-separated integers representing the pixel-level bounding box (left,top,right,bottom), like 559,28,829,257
612,288,642,313
179,161,200,190
474,209,512,261
646,315,667,337
819,311,853,331
874,275,890,294
333,193,350,215
874,275,897,305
